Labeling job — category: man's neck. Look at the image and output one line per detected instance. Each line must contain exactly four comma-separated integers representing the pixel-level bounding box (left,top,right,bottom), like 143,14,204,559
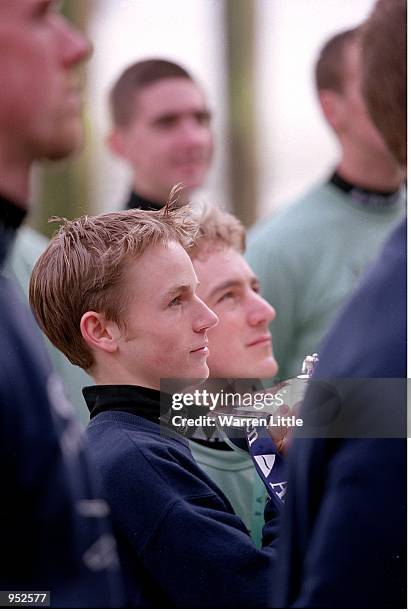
337,146,405,192
126,189,164,211
132,183,190,207
91,365,159,390
0,151,30,206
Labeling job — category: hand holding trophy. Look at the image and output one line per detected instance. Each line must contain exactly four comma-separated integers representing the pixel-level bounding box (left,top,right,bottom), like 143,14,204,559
266,353,319,454
211,354,319,509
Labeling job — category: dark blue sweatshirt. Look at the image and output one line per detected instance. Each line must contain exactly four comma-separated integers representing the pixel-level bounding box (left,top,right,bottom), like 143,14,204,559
273,219,407,608
0,195,125,607
85,384,279,608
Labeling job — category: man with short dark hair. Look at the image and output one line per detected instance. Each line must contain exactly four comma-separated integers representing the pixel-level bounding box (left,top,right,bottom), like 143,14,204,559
247,26,406,381
108,58,213,210
0,1,123,605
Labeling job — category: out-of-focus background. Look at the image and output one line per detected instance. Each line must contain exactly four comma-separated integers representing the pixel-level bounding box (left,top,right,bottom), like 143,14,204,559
31,0,375,235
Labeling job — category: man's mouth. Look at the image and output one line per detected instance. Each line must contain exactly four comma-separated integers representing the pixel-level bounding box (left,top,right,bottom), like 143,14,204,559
190,344,209,355
246,335,272,348
175,155,208,167
65,88,83,114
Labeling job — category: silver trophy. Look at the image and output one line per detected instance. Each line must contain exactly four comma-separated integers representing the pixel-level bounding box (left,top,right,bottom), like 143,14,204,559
212,353,319,454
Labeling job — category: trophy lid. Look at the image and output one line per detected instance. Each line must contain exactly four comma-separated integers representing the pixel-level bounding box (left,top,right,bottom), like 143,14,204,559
298,353,319,379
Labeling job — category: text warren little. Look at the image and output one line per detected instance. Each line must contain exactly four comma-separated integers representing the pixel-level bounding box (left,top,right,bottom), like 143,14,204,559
171,414,304,428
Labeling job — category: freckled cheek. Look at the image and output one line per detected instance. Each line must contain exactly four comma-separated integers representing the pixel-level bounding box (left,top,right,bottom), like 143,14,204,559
150,338,188,369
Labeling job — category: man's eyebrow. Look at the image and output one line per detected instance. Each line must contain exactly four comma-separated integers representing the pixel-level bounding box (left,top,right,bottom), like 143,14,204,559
44,0,63,11
33,0,62,16
208,279,242,299
152,107,211,124
153,112,179,124
162,282,198,299
208,276,259,299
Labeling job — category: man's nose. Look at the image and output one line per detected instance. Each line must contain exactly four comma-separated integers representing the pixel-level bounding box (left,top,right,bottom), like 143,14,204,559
247,292,275,327
58,16,93,67
180,117,209,146
194,297,219,332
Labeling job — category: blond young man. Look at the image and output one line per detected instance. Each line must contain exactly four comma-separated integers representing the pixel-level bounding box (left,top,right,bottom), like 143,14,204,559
29,203,280,608
186,205,278,542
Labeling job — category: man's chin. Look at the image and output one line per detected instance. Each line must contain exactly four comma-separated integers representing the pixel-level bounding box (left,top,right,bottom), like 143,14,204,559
267,357,279,378
165,367,209,392
40,128,84,161
175,171,207,192
232,358,279,381
181,364,210,383
194,365,209,383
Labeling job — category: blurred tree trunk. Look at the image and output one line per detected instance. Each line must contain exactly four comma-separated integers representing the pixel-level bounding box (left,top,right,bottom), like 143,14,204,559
34,1,93,237
224,0,258,228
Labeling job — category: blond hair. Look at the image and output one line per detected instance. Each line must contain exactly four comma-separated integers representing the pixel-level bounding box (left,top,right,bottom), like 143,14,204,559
188,204,245,260
29,196,197,370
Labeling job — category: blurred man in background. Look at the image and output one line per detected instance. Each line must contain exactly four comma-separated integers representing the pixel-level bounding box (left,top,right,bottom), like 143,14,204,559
108,58,213,210
6,224,93,423
4,3,94,421
0,0,123,605
272,0,406,606
246,26,406,381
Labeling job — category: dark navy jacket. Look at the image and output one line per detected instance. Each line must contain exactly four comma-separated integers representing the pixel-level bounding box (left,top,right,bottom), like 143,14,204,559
85,385,280,608
274,219,406,608
0,196,124,607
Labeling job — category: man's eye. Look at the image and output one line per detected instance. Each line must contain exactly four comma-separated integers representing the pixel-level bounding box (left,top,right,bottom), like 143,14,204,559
157,116,177,128
217,291,235,303
35,0,62,19
196,111,212,126
169,296,182,307
252,284,261,294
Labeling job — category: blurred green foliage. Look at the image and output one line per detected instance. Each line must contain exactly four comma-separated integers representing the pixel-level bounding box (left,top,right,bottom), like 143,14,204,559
225,0,257,228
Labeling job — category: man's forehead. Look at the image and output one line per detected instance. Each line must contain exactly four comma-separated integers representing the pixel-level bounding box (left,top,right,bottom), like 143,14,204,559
0,0,59,16
162,278,199,297
135,272,199,303
132,78,208,116
194,248,255,293
196,246,249,271
127,241,197,288
3,0,57,10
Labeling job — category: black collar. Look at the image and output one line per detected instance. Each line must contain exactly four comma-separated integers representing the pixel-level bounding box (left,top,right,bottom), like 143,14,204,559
125,190,164,211
329,171,404,210
0,193,26,230
0,193,27,268
83,383,234,451
83,384,166,424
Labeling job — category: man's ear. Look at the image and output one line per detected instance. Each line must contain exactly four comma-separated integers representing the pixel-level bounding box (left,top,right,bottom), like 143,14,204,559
107,128,129,159
318,89,345,132
80,311,121,355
